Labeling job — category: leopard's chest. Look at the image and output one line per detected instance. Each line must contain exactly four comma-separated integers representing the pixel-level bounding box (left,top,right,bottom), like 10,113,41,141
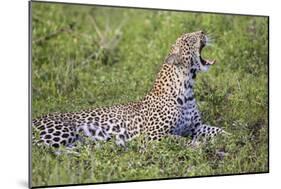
171,99,198,136
179,100,196,123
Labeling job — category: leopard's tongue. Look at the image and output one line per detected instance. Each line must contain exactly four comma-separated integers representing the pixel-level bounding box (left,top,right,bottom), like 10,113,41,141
205,59,216,65
200,55,216,65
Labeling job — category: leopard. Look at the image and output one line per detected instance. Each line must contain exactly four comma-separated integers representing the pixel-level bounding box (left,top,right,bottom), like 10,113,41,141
32,31,228,149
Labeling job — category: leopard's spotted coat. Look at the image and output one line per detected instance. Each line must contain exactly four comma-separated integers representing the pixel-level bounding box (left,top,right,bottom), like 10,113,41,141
32,31,226,148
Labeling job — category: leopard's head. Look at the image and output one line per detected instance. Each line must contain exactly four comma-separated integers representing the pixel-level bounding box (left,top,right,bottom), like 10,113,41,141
167,31,215,73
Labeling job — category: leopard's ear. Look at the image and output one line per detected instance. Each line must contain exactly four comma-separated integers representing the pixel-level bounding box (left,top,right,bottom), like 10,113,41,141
165,54,180,65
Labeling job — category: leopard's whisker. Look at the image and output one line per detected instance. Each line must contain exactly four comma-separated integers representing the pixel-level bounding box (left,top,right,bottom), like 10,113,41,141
206,36,215,46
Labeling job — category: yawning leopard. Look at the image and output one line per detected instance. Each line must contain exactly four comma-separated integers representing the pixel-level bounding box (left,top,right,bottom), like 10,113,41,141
32,31,227,148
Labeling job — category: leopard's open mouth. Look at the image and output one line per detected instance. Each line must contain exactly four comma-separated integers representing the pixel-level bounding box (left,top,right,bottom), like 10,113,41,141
199,43,216,65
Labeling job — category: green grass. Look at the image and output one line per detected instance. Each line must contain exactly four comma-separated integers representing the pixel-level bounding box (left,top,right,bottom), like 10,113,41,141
31,2,269,187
